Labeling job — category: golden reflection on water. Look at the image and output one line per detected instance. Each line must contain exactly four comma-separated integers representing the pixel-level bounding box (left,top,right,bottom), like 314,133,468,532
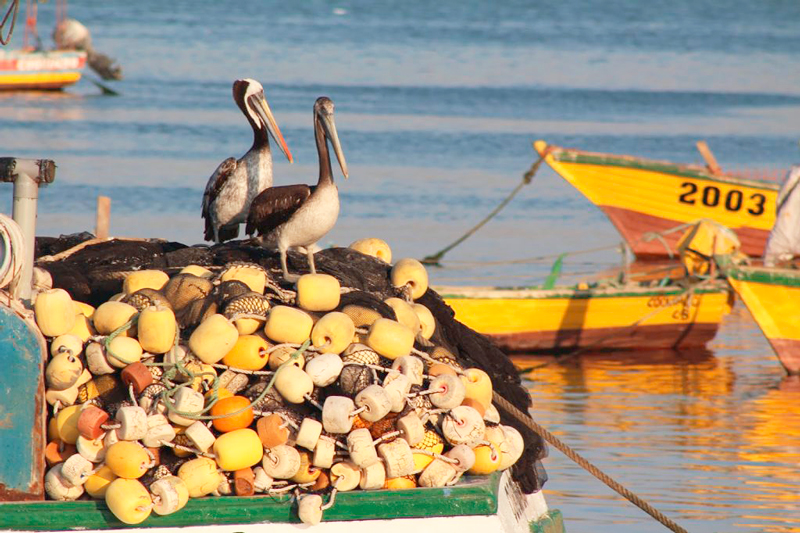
512,315,800,533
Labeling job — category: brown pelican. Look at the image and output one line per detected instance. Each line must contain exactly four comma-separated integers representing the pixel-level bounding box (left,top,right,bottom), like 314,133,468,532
202,79,293,243
246,97,348,280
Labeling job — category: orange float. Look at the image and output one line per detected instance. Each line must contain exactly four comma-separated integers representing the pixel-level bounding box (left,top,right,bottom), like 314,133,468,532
210,395,254,433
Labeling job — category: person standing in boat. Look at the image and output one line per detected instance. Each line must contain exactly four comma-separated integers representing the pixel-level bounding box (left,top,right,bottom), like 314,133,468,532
764,165,800,266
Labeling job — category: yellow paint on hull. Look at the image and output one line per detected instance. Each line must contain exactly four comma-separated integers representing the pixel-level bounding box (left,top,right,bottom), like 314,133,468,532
539,147,776,233
444,290,730,336
0,71,82,89
727,277,800,342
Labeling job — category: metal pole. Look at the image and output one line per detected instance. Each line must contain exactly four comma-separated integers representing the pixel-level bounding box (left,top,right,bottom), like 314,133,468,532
11,159,42,303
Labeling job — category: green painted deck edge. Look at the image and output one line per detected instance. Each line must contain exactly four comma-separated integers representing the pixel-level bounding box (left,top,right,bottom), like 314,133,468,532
0,474,499,530
440,286,724,300
725,265,800,287
551,150,779,191
530,509,565,533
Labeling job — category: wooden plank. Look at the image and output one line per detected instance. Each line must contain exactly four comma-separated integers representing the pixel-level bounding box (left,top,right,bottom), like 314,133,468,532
696,141,722,175
95,196,110,239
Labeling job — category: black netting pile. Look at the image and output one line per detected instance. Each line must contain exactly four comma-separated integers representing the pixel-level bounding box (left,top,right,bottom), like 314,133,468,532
35,234,548,493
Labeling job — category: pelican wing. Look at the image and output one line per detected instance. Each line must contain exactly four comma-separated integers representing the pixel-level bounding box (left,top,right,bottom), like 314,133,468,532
246,184,313,236
201,157,238,241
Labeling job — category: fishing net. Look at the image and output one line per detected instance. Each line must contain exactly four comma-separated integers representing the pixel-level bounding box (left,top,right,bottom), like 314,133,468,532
35,234,548,493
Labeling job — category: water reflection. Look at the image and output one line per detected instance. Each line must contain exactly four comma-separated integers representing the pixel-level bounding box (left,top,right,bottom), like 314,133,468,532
516,328,800,532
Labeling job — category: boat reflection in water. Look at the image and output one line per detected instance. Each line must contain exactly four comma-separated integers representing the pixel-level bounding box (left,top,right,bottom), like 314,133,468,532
512,330,800,532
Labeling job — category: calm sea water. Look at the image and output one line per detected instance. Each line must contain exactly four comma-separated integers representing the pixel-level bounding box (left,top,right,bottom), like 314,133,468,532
2,1,800,530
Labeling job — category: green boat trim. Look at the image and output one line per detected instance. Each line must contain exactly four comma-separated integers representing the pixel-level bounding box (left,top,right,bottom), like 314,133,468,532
0,473,530,531
437,284,727,301
724,264,800,287
531,510,565,533
548,146,780,191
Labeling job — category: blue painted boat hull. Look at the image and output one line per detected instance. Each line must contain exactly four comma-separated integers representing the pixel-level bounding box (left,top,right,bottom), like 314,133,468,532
0,301,46,500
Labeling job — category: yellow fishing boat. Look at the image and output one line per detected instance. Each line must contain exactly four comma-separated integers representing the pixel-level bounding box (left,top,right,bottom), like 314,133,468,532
534,140,781,259
439,279,733,353
723,261,800,375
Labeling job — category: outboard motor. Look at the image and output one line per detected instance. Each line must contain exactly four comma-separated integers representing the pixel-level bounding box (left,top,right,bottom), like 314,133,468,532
53,18,122,81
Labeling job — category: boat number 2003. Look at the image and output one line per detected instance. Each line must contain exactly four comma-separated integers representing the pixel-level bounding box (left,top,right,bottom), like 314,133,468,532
678,182,766,216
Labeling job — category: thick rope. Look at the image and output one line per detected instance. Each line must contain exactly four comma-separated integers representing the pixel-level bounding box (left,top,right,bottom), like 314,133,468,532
492,392,689,533
421,152,548,266
0,0,19,45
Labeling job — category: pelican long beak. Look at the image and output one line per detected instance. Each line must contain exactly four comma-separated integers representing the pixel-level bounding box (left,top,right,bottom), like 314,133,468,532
321,113,348,179
251,94,293,163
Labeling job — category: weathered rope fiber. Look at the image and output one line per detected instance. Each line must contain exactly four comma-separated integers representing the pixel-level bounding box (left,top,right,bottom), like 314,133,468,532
493,392,689,533
421,148,549,265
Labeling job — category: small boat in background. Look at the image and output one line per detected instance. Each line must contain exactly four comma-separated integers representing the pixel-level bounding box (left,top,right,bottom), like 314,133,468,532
535,140,782,259
0,0,121,91
0,48,85,90
0,0,87,90
441,219,736,354
440,278,732,353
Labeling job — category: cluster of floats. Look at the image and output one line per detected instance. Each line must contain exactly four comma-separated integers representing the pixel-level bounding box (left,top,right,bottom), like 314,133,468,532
442,139,800,376
0,228,560,532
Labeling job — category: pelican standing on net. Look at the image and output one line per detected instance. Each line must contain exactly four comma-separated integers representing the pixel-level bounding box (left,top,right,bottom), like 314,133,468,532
202,78,293,243
246,97,348,280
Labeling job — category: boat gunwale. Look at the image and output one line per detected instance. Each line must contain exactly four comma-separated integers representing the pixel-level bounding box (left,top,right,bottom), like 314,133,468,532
0,50,88,59
0,473,502,530
538,140,781,191
725,264,800,287
436,283,728,300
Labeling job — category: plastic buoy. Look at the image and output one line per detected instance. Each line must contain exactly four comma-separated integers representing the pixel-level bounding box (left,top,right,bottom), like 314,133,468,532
261,444,301,479
178,457,224,498
137,305,176,354
264,306,313,344
93,301,137,337
105,478,153,524
213,428,263,471
105,441,150,479
123,270,169,295
322,396,356,434
311,312,355,354
84,465,117,499
349,237,392,263
35,289,77,337
390,258,428,300
365,318,414,360
189,314,239,364
384,297,420,333
296,273,341,311
150,476,189,515
222,335,270,371
210,395,254,433
295,418,323,450
329,461,361,492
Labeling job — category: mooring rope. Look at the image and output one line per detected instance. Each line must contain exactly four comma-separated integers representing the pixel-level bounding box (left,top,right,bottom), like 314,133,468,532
0,0,19,45
421,150,550,266
492,392,689,533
